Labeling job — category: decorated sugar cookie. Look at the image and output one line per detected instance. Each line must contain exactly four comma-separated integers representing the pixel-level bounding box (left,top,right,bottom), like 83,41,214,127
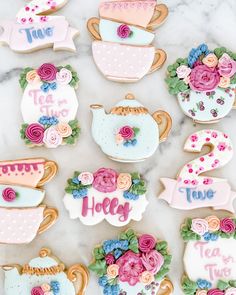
90,93,172,162
181,216,236,295
159,129,236,212
19,63,80,148
166,44,236,123
0,0,79,53
2,248,89,295
63,168,148,226
89,229,173,295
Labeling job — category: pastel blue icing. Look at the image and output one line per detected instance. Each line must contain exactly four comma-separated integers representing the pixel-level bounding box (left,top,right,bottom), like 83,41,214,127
0,184,45,207
99,19,155,45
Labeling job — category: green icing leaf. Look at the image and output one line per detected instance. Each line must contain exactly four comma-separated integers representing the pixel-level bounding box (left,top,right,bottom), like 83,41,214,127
128,236,139,253
217,280,230,290
93,246,105,260
229,280,236,287
154,267,170,281
181,277,198,295
231,74,236,84
19,67,33,90
88,260,107,277
156,241,167,252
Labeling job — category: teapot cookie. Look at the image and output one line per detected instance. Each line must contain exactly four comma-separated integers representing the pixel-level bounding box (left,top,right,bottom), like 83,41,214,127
159,129,236,212
90,93,172,162
166,44,236,123
89,229,173,295
2,248,89,295
181,216,236,294
19,63,80,148
0,0,79,53
63,168,148,227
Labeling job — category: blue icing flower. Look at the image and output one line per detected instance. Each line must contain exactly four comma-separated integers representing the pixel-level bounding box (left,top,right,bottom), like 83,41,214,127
51,281,60,294
196,279,212,289
188,43,210,67
120,240,129,250
123,191,139,200
38,116,58,126
50,82,57,91
210,233,219,241
41,82,50,93
72,177,80,184
131,139,137,146
72,188,88,199
203,232,211,241
103,285,112,295
114,249,122,259
111,285,120,295
99,276,108,287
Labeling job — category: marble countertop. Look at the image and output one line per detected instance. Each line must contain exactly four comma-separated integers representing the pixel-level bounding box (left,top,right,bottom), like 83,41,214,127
0,0,236,294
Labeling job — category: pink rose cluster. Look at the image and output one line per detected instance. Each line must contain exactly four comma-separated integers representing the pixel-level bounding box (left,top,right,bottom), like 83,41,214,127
196,287,236,295
176,52,236,92
31,282,54,295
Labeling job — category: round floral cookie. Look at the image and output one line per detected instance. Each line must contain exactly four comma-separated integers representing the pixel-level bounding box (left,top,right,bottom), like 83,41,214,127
166,44,236,123
19,63,80,148
89,229,173,295
181,216,236,295
63,168,148,226
2,248,89,295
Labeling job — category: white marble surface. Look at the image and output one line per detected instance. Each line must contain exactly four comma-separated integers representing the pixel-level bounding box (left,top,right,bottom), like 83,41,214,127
0,0,236,294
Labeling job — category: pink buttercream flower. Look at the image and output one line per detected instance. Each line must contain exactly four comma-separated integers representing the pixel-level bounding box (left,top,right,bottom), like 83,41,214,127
220,218,236,233
105,254,115,265
218,53,236,78
138,234,156,253
141,250,164,275
43,126,63,148
117,24,132,38
56,68,72,85
92,168,118,193
2,188,17,202
37,63,57,81
176,65,191,79
207,289,224,295
189,65,220,92
31,287,44,295
116,251,144,286
25,123,45,144
191,218,209,236
119,126,134,140
78,172,94,185
225,287,236,295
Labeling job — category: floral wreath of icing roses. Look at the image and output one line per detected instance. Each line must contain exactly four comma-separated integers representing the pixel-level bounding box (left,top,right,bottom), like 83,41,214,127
89,230,172,295
65,168,147,200
31,281,60,295
166,44,236,95
181,216,236,242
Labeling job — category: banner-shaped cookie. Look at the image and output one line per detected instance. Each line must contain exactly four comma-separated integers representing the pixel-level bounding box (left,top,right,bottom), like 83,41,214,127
0,0,79,53
181,216,236,295
19,63,80,148
159,129,236,212
63,168,148,226
89,229,173,295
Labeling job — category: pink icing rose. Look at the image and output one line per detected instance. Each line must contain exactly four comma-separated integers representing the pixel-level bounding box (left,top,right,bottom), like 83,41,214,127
78,172,94,185
189,65,220,92
119,126,134,140
31,287,44,295
43,126,63,148
225,287,236,295
37,63,58,81
2,188,17,202
117,24,132,38
207,289,224,295
138,234,156,253
25,123,45,144
218,53,236,78
56,68,72,85
116,250,143,286
141,250,164,275
191,218,209,236
220,218,236,233
105,254,115,265
92,168,118,193
176,65,191,79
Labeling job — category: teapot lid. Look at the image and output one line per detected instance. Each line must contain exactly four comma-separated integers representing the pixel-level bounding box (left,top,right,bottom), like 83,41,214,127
22,248,65,276
110,93,149,116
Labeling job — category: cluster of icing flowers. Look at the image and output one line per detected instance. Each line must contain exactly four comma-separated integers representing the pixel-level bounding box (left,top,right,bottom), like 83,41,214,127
89,230,172,295
115,126,140,147
166,45,236,95
19,64,79,90
31,281,60,295
181,216,236,242
183,277,236,295
65,169,147,200
2,187,19,202
20,116,80,148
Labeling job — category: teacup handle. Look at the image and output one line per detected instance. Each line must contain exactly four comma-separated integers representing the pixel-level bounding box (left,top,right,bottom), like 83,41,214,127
149,49,167,74
157,278,174,295
67,264,89,295
152,110,172,143
38,208,58,235
87,17,101,40
147,4,169,30
38,161,58,187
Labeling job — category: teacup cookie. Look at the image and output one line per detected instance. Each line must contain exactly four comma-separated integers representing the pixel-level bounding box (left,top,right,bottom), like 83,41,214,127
63,168,148,226
159,129,236,212
89,229,173,295
2,247,89,295
166,44,236,123
19,63,80,148
181,216,236,294
90,93,172,162
0,0,79,52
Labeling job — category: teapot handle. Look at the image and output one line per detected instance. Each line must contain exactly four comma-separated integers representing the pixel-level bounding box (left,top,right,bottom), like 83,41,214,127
148,49,167,74
157,278,174,295
37,160,58,187
67,264,89,295
38,207,58,235
152,110,172,143
87,17,101,40
147,4,169,30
